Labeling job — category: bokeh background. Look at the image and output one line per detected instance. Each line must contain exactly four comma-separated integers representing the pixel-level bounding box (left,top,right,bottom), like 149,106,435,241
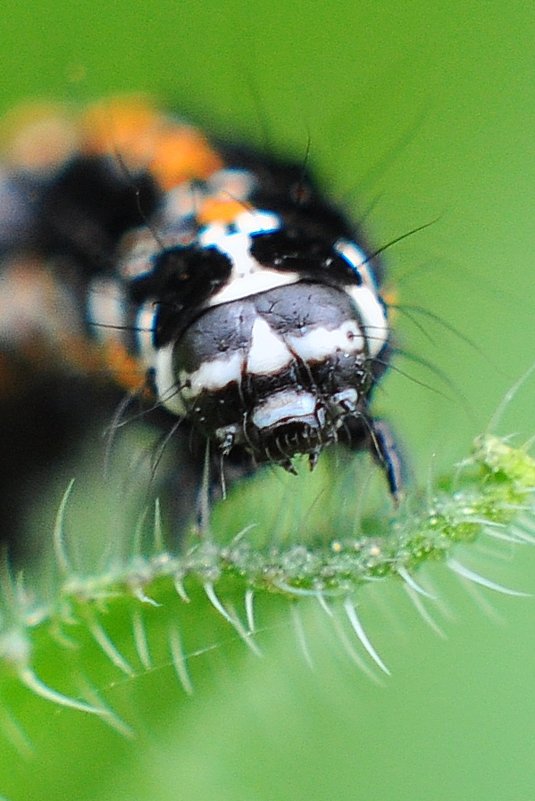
0,1,534,800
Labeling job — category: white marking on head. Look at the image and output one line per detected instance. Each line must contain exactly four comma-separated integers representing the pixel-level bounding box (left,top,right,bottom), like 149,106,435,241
182,351,243,396
345,286,389,357
247,318,293,375
287,320,364,362
251,390,317,430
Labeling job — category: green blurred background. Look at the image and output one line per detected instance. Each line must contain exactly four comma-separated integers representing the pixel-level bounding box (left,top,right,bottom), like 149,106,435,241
0,1,534,799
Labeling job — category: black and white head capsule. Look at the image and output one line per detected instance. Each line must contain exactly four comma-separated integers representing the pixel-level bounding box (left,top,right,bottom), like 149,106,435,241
137,204,390,472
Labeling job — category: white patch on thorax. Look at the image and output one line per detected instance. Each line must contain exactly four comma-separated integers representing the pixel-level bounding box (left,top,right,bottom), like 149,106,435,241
198,210,300,307
87,278,126,343
234,209,280,235
153,342,185,416
246,318,293,375
335,238,377,291
135,302,157,366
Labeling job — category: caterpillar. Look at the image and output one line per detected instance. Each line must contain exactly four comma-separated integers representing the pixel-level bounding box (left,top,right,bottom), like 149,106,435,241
0,97,403,547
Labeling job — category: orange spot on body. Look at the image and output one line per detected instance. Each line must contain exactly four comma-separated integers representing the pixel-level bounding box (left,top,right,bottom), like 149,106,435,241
150,127,223,189
101,341,145,392
197,198,247,225
80,97,223,188
81,97,162,164
382,285,398,319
